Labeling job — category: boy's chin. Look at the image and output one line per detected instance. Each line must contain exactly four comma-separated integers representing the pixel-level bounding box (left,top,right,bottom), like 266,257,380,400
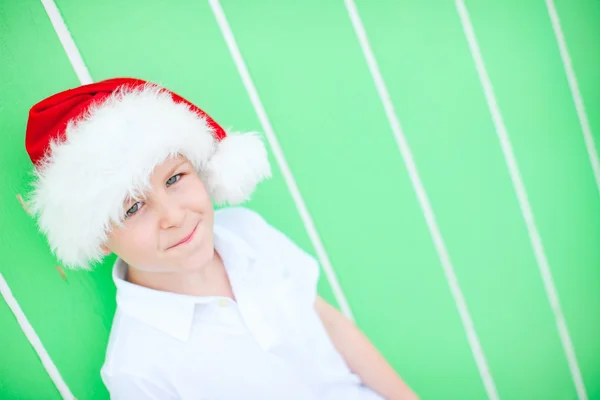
129,243,214,273
174,246,215,272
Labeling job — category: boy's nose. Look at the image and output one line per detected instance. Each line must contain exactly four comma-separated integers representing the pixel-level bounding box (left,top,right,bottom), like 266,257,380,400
157,201,185,230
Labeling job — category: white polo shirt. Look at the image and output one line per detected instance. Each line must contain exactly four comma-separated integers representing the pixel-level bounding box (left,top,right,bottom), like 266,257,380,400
100,207,383,400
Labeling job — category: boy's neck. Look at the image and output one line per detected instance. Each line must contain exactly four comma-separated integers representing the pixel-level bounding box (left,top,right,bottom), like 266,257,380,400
125,250,235,300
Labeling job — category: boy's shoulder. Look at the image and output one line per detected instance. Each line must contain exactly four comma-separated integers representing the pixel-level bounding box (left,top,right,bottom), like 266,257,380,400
214,206,273,252
215,206,317,267
214,206,270,239
215,207,319,299
214,206,266,227
215,206,308,254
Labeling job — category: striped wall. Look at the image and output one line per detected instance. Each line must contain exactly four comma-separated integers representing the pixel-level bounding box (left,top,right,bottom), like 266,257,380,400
0,1,598,399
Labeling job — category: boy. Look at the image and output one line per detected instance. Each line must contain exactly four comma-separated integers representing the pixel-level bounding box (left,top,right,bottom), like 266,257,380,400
25,78,418,399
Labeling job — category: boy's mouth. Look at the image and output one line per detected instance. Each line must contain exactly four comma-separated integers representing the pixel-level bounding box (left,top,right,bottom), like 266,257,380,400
167,223,199,250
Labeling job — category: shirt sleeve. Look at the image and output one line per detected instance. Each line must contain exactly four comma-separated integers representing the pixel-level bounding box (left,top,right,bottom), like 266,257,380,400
106,372,177,400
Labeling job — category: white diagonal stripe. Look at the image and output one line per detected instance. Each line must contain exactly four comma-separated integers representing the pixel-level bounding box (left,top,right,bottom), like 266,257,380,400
456,1,588,398
0,273,75,399
11,1,93,397
546,0,600,195
209,0,355,321
344,1,499,398
40,0,92,85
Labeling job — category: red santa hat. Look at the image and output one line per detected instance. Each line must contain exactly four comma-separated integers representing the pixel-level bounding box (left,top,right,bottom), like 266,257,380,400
25,78,271,269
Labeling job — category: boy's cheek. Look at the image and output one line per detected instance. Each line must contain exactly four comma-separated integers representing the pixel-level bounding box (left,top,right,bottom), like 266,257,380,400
113,228,157,262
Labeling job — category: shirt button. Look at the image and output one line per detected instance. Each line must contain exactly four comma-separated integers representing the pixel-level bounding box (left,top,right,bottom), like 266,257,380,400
218,299,229,308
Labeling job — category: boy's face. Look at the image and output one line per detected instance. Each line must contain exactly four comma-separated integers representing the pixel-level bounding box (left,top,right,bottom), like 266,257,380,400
103,155,215,272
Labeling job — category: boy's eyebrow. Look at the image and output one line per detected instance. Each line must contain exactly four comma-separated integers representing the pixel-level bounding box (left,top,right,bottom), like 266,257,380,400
163,159,187,181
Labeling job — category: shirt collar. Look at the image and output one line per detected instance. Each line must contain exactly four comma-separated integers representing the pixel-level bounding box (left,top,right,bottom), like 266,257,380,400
113,219,256,342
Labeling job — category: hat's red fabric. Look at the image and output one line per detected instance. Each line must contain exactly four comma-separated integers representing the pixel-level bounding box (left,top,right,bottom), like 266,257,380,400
25,78,227,166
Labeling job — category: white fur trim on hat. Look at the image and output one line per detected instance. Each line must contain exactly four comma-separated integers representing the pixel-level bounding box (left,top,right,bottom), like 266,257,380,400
202,132,272,204
28,83,271,269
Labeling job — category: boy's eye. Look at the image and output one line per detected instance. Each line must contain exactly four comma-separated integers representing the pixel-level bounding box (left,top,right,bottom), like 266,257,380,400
166,174,182,187
125,202,143,218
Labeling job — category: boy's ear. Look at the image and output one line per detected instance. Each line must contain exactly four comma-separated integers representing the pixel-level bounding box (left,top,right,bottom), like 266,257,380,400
100,244,111,256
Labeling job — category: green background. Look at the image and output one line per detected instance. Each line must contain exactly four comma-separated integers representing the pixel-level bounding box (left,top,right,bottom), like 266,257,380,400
1,1,599,399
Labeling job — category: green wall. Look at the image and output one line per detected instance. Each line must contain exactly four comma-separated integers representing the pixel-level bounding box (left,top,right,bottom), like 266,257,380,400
1,1,598,399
